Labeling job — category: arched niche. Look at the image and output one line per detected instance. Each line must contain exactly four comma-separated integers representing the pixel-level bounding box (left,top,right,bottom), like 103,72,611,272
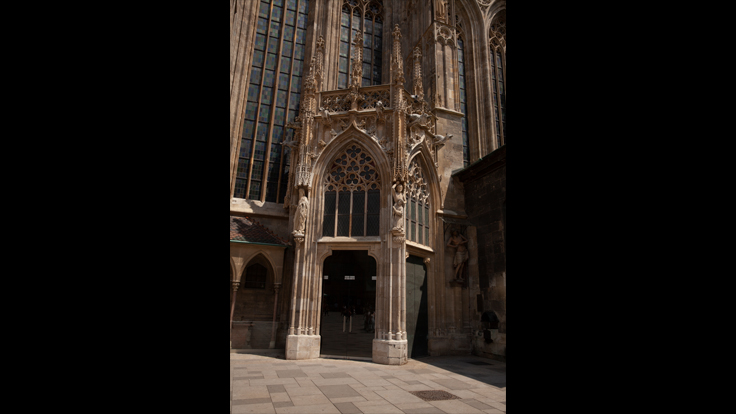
308,127,392,245
234,253,276,322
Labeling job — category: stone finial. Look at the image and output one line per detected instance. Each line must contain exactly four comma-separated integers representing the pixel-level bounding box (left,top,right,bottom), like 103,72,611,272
393,24,402,40
304,56,317,95
412,46,424,101
315,35,325,90
391,25,404,85
350,31,363,89
316,35,325,50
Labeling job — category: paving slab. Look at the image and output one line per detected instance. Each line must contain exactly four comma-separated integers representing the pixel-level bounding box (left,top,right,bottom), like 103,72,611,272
231,353,505,414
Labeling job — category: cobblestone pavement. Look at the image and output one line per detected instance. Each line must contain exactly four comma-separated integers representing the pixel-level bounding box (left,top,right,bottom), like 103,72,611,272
230,352,506,414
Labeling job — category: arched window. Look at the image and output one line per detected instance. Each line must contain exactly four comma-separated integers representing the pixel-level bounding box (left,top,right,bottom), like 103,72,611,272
322,145,381,237
406,159,430,246
234,0,310,202
457,34,470,167
338,0,383,89
242,263,267,289
489,10,506,147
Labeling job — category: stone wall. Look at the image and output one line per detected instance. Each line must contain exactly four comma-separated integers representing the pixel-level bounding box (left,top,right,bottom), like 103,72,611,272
455,144,505,360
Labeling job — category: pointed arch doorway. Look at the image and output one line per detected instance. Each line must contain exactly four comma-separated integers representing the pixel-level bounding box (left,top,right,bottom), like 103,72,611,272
319,250,377,359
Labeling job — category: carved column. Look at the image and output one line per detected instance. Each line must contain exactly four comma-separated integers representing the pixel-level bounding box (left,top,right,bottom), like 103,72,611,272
229,280,240,348
372,25,408,366
412,47,424,102
269,283,281,349
286,53,321,361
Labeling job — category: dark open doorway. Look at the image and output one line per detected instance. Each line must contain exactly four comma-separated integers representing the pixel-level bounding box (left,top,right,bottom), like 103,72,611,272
319,250,376,359
406,255,429,358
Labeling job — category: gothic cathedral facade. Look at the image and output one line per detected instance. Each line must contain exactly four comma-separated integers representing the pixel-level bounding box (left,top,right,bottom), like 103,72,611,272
230,0,506,364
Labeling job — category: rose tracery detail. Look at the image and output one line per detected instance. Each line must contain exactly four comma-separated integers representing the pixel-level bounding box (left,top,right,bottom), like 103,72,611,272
323,144,381,238
325,145,380,192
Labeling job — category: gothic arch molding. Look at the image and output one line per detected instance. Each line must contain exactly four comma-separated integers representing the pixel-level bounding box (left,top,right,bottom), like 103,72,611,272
407,149,442,217
317,245,381,266
312,124,391,188
240,251,278,282
455,0,498,157
487,1,507,24
230,256,238,281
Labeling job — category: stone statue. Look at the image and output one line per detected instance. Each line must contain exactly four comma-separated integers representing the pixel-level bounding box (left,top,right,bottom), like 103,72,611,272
319,107,331,125
436,0,447,22
376,101,385,123
447,230,469,280
293,188,309,236
408,112,429,128
391,182,406,231
282,135,298,149
433,133,453,146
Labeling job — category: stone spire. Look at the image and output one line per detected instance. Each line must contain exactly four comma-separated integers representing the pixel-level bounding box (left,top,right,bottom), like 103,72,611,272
346,31,364,110
315,35,325,91
293,54,320,190
412,46,424,102
391,25,404,85
391,25,407,185
349,31,363,89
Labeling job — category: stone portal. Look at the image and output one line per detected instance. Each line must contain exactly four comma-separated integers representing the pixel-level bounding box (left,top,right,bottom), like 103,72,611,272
319,250,377,359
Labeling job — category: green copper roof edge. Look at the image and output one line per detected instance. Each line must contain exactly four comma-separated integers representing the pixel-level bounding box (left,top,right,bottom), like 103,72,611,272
229,239,287,247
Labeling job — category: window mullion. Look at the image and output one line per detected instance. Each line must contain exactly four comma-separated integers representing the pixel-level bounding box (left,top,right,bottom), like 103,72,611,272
261,4,290,202
348,191,354,237
334,189,339,237
494,49,504,147
245,9,275,199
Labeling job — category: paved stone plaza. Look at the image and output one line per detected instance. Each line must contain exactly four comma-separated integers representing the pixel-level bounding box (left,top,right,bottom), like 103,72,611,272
230,352,506,414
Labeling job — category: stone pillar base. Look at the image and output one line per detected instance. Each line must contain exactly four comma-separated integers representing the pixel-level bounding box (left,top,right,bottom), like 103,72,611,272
372,339,408,365
285,335,321,360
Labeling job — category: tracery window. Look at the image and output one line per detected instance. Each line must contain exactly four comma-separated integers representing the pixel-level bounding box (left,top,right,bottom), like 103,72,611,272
489,10,506,147
322,145,381,237
234,0,310,202
457,34,470,167
405,159,430,246
242,263,267,289
338,0,383,89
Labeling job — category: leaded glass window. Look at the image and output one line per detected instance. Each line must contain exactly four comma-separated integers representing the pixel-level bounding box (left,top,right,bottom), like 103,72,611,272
338,0,383,89
234,0,310,202
242,263,267,289
406,159,430,246
489,10,506,147
457,35,470,167
323,145,381,237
